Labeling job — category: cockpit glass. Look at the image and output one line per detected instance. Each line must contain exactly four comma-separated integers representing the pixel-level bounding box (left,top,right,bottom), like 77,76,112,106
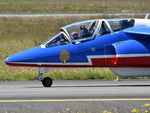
63,20,97,40
45,32,70,48
99,21,111,35
108,19,135,32
43,20,98,47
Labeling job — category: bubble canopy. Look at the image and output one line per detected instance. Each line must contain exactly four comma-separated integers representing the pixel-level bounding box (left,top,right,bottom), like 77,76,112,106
43,19,99,48
43,18,134,48
61,20,98,39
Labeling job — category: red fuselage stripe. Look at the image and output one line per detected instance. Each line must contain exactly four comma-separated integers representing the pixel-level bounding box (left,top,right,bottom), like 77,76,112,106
5,56,150,67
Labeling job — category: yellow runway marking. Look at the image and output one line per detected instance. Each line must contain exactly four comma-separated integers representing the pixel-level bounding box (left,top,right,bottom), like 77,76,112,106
0,98,150,103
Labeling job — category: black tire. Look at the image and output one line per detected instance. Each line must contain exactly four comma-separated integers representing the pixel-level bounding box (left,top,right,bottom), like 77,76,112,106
42,77,53,87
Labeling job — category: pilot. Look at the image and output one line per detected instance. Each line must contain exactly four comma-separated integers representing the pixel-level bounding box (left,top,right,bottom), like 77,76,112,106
71,32,80,40
80,25,90,38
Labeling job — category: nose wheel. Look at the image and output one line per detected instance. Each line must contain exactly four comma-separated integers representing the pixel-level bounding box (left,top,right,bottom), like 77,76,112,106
38,68,53,87
42,77,53,87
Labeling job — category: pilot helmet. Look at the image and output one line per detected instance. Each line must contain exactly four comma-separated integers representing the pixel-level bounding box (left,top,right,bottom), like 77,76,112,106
71,32,79,39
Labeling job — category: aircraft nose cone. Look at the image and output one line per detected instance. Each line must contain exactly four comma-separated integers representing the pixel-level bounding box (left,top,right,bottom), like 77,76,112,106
5,46,42,66
5,55,19,65
5,57,13,64
5,53,27,66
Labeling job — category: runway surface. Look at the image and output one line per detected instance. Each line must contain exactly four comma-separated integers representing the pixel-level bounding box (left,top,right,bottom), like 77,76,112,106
0,80,150,100
0,80,150,113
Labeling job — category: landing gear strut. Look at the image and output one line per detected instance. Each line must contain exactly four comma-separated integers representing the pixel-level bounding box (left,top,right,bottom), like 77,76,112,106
114,75,120,81
38,68,53,87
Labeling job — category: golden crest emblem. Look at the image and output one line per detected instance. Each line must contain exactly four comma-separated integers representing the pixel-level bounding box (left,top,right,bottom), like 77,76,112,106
60,50,70,63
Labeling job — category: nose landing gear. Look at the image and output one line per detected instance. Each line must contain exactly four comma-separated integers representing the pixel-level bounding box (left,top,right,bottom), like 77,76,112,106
38,68,53,87
42,77,53,87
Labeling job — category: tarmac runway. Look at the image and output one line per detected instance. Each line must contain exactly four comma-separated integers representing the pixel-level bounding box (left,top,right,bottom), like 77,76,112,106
0,80,150,113
0,80,150,100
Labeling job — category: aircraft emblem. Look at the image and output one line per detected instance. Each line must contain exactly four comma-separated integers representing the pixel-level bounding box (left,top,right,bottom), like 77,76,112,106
60,50,70,63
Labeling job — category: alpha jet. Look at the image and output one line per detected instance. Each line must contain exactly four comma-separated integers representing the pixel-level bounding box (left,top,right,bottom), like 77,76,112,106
5,17,150,87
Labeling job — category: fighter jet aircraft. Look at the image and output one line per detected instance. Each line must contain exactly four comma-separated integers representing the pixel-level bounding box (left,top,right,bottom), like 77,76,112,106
5,17,150,87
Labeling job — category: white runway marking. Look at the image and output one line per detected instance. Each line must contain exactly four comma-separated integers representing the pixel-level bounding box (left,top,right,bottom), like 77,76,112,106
0,12,149,17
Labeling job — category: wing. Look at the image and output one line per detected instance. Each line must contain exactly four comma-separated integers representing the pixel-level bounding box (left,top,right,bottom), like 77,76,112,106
124,26,150,36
